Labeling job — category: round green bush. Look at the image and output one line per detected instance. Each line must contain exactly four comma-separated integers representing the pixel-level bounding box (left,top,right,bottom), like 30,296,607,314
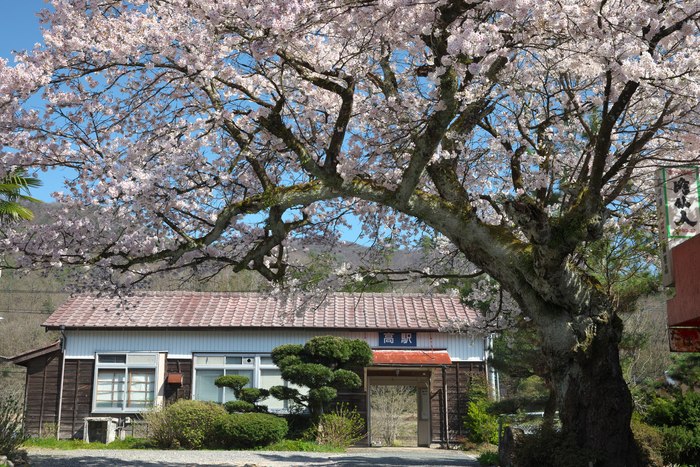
214,413,288,449
147,399,228,449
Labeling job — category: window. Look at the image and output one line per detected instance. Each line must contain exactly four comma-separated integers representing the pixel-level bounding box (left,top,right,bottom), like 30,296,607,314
192,354,293,412
94,353,158,412
260,369,285,411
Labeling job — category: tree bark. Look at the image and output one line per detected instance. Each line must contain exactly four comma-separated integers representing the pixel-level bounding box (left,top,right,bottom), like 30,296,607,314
542,385,557,430
544,313,642,466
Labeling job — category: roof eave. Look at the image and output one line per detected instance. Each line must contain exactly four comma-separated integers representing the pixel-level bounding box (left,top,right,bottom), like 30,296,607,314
6,340,62,366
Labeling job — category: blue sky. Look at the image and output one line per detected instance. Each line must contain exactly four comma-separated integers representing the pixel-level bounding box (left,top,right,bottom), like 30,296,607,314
0,2,370,243
0,1,46,61
1,0,67,201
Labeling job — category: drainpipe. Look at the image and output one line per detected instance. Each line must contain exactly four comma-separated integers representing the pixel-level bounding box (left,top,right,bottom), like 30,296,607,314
56,326,66,440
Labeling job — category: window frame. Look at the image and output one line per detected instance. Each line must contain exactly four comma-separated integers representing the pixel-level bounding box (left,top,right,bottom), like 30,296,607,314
92,352,159,413
192,353,289,412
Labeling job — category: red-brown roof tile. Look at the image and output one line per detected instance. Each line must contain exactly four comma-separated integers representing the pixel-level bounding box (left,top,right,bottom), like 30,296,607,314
42,292,477,331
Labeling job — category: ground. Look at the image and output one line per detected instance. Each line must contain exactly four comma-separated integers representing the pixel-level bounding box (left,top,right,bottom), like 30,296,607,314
26,447,479,466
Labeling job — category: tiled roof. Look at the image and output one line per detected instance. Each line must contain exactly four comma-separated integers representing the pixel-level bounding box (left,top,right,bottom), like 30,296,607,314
42,292,477,331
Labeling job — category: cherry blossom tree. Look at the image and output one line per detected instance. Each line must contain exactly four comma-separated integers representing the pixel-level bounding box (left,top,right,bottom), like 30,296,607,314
1,1,699,463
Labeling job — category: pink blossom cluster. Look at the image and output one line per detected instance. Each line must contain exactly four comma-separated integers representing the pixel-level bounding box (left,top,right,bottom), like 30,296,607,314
0,0,697,292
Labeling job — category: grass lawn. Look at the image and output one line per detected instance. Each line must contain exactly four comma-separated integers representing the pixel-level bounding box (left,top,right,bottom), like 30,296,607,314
23,437,156,450
257,439,344,452
23,437,343,452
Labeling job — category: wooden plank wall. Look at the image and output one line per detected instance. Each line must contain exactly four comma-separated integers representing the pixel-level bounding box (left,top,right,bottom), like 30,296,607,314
52,359,191,439
430,362,485,443
23,351,62,437
59,359,95,439
164,359,192,404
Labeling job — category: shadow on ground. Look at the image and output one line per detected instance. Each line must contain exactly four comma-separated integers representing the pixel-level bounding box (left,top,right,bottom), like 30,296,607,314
29,455,179,467
29,450,479,467
257,452,475,466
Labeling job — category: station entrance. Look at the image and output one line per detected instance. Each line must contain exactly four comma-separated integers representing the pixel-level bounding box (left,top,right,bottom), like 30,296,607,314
366,368,432,447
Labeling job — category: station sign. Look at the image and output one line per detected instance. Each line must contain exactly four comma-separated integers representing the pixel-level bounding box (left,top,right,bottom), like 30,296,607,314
378,331,417,347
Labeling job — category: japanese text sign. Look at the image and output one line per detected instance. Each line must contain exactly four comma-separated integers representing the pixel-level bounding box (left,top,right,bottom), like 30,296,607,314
656,167,700,286
378,331,417,347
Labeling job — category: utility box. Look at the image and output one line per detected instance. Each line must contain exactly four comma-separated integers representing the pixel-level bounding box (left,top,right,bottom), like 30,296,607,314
83,417,119,444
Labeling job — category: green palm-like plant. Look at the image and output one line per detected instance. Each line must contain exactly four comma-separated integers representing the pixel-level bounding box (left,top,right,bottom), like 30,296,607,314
0,169,42,222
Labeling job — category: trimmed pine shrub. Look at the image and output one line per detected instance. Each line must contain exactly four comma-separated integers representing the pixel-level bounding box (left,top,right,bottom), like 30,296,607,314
223,400,256,414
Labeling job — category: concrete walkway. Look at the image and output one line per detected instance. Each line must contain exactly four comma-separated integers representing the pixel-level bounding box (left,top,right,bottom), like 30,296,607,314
27,447,480,466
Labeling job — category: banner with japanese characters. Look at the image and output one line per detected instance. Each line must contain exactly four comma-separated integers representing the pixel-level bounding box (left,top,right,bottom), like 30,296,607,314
657,167,700,286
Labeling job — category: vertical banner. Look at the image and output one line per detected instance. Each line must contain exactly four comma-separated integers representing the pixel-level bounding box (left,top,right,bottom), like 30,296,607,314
657,167,700,286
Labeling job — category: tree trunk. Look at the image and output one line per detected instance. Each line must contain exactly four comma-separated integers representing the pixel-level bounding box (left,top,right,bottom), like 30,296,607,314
542,385,557,430
545,313,642,466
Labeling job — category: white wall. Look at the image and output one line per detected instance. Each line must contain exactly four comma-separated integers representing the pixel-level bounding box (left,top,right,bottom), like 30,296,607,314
64,329,485,361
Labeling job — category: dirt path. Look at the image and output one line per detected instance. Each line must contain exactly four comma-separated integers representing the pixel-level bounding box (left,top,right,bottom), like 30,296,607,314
27,447,480,466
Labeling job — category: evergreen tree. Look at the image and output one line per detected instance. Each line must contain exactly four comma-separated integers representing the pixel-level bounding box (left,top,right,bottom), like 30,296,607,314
269,336,372,421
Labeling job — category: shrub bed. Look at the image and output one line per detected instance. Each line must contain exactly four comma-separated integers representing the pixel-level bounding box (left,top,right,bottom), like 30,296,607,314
282,413,314,440
513,426,596,467
146,400,227,449
315,405,365,448
643,391,700,465
214,412,288,449
0,396,26,462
